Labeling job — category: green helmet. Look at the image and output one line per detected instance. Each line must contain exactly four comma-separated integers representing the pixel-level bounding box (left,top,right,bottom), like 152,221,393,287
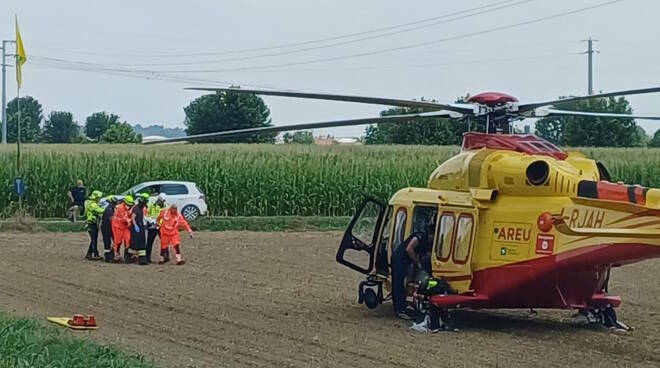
90,190,103,200
123,195,135,206
140,192,150,200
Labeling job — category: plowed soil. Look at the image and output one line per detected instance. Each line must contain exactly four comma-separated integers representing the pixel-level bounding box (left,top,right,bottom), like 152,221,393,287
0,231,659,368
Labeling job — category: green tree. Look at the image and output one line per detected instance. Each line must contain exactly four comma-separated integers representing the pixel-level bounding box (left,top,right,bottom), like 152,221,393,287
6,96,42,143
635,126,650,147
650,129,660,148
283,131,314,144
364,99,468,145
535,96,641,147
101,122,142,143
184,92,275,143
85,112,120,141
41,111,80,143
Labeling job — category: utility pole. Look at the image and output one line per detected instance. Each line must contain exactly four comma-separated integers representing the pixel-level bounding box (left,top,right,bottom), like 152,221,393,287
1,40,14,145
581,37,599,95
2,41,8,145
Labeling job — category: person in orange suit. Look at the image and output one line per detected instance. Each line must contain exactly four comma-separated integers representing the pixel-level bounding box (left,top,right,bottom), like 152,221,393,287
112,195,134,263
156,204,193,265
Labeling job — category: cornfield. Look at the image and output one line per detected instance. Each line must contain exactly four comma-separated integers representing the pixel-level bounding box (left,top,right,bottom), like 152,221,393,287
0,144,658,218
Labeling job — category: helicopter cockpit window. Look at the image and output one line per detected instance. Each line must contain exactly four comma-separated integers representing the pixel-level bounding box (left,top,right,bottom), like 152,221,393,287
351,201,382,246
391,208,407,252
436,213,455,261
379,207,391,247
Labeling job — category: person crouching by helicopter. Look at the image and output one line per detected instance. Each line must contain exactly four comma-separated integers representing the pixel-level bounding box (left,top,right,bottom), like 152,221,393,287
84,190,105,261
130,193,149,265
390,230,432,320
156,204,193,265
112,195,134,263
145,193,167,264
99,195,119,262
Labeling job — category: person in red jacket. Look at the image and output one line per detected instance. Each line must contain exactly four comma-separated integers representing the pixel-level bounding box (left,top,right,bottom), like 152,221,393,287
156,204,193,265
112,195,134,263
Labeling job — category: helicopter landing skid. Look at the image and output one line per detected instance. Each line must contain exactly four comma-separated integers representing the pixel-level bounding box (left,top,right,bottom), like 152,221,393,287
573,307,633,332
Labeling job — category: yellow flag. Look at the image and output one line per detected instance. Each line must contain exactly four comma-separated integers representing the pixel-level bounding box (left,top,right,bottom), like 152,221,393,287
15,15,27,89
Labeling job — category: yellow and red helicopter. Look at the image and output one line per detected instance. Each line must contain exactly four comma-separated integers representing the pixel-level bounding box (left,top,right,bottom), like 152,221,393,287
149,85,660,330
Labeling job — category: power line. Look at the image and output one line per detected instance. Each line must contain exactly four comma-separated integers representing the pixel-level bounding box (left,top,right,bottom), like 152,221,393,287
59,0,536,67
123,0,623,74
30,51,578,78
28,60,339,94
30,0,523,59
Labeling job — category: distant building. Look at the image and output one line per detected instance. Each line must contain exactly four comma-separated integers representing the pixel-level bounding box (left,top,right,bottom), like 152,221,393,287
335,137,360,144
313,136,361,145
142,135,167,143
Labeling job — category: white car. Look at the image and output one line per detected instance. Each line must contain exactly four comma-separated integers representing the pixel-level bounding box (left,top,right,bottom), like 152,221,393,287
122,181,208,220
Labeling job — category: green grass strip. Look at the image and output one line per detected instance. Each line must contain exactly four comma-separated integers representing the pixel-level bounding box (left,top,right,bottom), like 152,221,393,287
0,312,155,368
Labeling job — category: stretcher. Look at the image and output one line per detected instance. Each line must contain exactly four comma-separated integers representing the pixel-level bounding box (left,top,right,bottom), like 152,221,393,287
47,315,98,330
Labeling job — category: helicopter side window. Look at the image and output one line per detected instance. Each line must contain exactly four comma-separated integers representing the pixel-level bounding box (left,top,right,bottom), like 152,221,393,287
436,212,455,261
411,205,438,245
453,214,474,264
411,205,438,233
374,206,392,275
391,208,407,253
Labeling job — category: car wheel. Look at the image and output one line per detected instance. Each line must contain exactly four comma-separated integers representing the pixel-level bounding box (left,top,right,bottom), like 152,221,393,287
182,205,200,221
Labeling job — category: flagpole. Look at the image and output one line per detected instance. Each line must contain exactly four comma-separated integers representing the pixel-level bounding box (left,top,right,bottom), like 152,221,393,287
14,14,25,215
16,84,20,175
16,83,22,213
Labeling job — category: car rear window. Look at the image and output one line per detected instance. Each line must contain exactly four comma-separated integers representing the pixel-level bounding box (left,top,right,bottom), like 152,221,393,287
161,184,189,195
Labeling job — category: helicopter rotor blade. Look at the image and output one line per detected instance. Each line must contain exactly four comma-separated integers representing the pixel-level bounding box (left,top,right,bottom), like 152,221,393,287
519,86,660,112
143,110,457,145
532,108,660,121
186,86,477,115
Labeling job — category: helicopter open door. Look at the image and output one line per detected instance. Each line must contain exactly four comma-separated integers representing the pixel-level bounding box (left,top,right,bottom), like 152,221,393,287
336,198,387,275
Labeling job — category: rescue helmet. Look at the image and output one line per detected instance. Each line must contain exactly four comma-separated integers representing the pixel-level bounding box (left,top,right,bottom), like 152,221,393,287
157,193,167,203
139,192,150,203
90,190,103,200
124,195,135,206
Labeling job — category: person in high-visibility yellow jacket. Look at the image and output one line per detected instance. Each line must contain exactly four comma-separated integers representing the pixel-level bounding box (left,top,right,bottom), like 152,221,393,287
84,190,105,261
145,193,167,264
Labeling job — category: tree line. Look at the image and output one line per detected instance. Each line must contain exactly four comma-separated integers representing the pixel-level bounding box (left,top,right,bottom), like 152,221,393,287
4,92,659,147
3,96,141,143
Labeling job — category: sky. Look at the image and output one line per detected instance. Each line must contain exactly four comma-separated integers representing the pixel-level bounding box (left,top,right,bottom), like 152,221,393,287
1,0,659,137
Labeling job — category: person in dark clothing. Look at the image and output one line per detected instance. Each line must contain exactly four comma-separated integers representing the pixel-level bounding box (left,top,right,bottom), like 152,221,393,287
130,194,148,265
391,231,433,319
67,180,86,223
100,195,118,262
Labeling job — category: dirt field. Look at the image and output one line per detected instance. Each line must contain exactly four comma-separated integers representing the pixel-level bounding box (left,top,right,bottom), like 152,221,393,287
0,231,659,368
